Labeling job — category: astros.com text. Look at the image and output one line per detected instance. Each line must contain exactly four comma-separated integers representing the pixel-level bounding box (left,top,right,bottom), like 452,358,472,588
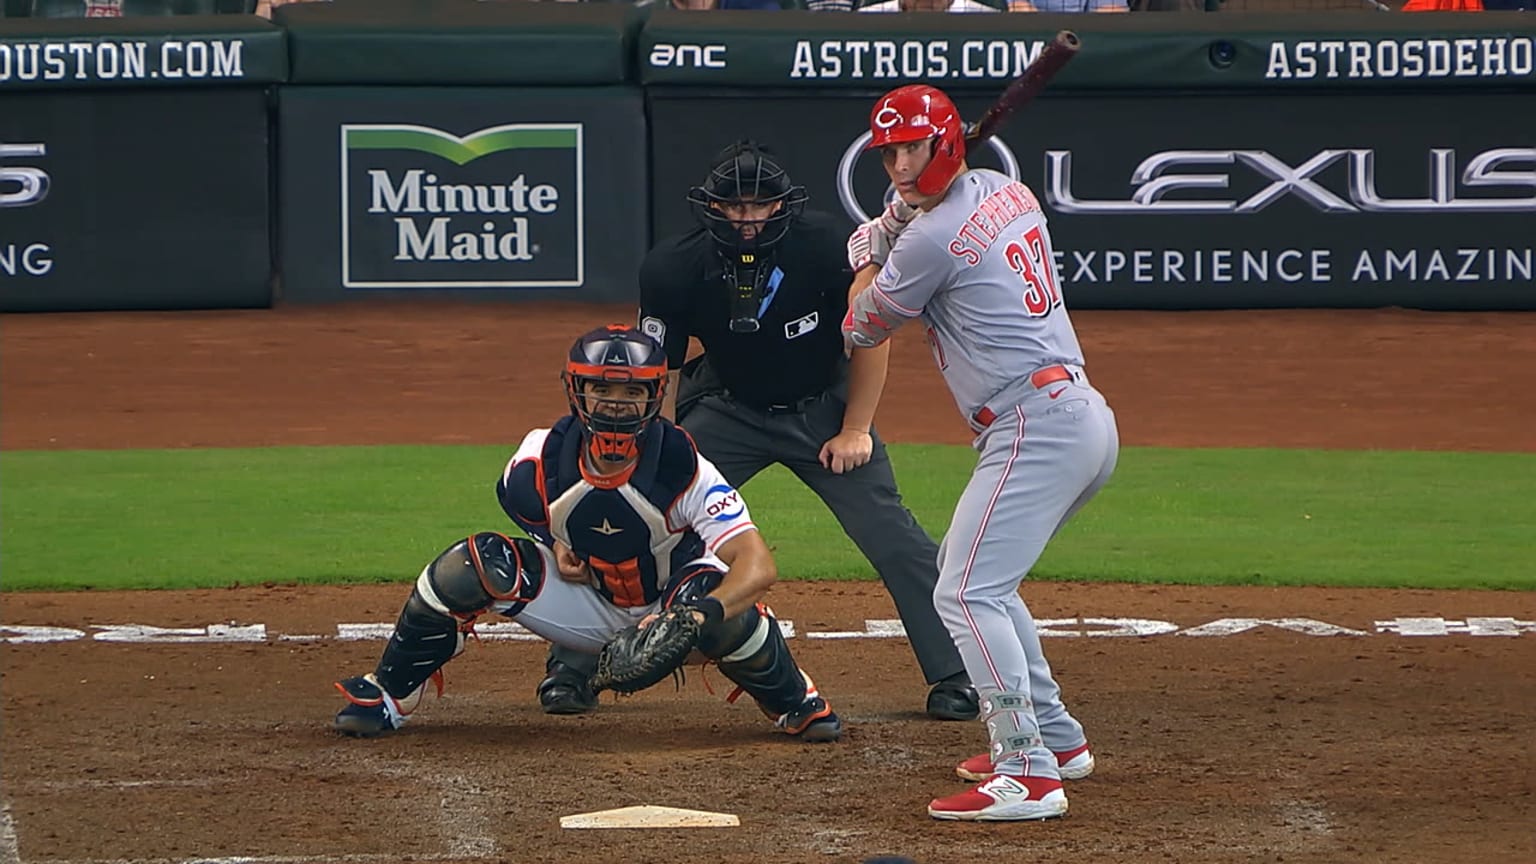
789,39,1047,81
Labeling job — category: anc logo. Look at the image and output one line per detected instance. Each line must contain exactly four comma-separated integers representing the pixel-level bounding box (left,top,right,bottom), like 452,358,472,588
835,131,1021,225
340,123,585,289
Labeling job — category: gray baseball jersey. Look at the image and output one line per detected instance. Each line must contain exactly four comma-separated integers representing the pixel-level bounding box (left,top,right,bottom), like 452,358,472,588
845,168,1120,782
864,169,1086,427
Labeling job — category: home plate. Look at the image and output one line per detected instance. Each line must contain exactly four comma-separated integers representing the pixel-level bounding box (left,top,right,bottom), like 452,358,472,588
560,804,740,829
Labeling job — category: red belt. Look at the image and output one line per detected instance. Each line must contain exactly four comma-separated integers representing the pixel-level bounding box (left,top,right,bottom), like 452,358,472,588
971,365,1074,430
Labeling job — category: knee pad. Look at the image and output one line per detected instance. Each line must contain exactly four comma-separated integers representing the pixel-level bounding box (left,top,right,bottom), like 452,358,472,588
420,532,546,618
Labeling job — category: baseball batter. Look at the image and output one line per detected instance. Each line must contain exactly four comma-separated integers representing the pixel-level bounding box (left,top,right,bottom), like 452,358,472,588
843,85,1119,821
331,325,841,743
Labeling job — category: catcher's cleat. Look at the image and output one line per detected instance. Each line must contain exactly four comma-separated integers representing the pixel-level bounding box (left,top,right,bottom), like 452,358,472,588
771,672,843,743
333,671,441,737
537,661,598,715
925,677,980,721
928,774,1068,822
954,743,1095,782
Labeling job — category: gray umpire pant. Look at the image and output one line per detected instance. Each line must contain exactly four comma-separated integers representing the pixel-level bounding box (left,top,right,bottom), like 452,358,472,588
545,379,965,687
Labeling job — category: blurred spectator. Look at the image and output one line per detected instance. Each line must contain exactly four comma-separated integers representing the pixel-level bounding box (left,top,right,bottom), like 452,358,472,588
1404,0,1530,7
1008,0,1127,10
257,0,309,18
858,0,1000,11
670,0,797,7
257,0,329,18
31,0,255,14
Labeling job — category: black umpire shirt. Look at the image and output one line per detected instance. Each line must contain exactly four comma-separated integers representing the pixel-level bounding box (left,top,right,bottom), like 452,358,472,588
638,209,855,409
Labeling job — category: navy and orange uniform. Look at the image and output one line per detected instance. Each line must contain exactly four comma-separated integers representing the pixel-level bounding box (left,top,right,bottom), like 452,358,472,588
496,415,754,608
332,322,841,742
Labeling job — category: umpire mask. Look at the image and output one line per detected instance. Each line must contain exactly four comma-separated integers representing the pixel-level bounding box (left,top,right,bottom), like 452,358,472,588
686,141,808,334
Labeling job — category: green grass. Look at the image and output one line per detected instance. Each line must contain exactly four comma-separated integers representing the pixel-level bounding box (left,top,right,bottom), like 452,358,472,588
1,445,1532,592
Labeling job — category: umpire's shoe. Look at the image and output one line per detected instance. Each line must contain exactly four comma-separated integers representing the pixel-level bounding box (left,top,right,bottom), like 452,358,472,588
538,660,598,715
926,673,980,721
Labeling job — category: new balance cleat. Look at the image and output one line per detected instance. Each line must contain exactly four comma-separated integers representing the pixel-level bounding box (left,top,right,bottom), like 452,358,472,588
929,774,1068,822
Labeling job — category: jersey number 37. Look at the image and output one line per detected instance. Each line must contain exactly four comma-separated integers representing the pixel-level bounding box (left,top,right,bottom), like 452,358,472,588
1003,225,1062,318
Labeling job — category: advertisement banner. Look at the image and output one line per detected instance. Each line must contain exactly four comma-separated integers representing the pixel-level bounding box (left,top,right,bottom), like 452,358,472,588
638,9,1536,90
649,91,1536,309
279,87,645,303
0,88,271,312
0,15,286,91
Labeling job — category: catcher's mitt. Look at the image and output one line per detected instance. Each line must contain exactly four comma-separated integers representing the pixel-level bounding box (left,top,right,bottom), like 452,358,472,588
590,606,704,695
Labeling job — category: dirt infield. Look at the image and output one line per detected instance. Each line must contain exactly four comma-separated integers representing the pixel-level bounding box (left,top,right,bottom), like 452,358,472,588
2,304,1535,864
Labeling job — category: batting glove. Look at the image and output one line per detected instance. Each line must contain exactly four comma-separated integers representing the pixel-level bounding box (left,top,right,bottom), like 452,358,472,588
846,198,919,272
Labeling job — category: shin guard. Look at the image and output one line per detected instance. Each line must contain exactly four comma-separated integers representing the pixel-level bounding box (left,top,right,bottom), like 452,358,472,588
371,532,545,700
709,605,810,718
663,566,830,732
372,590,464,700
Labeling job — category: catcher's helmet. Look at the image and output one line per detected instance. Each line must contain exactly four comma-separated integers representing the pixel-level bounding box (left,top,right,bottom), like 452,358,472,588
687,140,808,251
562,325,669,465
867,85,965,198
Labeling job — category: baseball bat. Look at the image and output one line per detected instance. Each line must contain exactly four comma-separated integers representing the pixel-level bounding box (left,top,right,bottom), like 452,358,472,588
964,30,1082,146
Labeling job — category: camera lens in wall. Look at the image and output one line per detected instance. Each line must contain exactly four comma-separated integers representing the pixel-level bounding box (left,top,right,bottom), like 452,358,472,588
1208,40,1238,69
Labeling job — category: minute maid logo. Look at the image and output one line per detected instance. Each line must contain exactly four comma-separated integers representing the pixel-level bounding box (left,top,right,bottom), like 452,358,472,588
339,123,584,289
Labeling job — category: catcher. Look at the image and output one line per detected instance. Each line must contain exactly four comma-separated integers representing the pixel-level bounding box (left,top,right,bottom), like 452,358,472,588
331,324,843,742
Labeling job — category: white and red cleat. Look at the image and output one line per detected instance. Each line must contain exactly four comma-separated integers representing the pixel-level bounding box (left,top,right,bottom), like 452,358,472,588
928,773,1068,822
954,743,1095,782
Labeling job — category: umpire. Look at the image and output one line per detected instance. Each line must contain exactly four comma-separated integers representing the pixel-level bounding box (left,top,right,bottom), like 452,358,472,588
537,140,977,721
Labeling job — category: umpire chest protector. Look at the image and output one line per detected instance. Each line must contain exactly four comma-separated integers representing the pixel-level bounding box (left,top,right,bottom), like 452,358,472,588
643,211,854,409
501,416,706,608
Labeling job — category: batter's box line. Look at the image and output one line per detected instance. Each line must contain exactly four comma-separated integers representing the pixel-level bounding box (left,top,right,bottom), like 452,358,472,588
2,800,492,864
2,801,20,864
9,852,490,864
4,617,1535,645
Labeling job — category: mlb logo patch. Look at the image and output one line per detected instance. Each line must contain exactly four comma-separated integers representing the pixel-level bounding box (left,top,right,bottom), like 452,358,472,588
784,311,818,340
84,0,123,16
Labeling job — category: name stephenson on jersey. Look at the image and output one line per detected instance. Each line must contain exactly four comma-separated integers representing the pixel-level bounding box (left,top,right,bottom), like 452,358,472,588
863,169,1087,420
494,416,756,608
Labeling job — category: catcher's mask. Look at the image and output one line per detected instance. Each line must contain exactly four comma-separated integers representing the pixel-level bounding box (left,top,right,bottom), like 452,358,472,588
562,325,669,465
687,141,809,334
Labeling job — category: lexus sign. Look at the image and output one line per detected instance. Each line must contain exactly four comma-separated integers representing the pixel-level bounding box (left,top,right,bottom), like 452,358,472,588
1045,147,1536,215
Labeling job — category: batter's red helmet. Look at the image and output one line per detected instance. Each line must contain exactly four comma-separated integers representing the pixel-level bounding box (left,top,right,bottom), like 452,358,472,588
867,85,965,198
